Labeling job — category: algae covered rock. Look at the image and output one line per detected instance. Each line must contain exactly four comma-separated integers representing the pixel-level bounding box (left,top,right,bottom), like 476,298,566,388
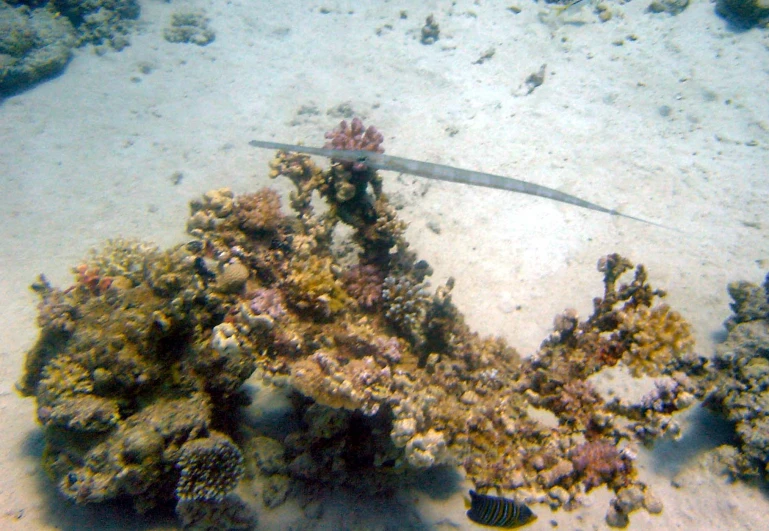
647,0,689,15
716,0,769,26
0,0,142,93
0,3,75,94
703,274,769,479
164,10,215,46
52,0,140,49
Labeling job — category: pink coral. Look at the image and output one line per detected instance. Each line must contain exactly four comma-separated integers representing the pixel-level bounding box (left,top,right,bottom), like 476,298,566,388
571,440,628,489
248,288,286,319
72,264,113,296
342,263,385,310
324,118,384,171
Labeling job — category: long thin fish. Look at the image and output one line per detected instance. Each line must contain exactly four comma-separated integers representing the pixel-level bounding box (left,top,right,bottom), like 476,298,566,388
249,139,669,229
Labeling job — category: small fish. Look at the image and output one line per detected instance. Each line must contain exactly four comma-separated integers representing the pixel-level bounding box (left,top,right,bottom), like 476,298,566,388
248,139,674,230
467,490,537,528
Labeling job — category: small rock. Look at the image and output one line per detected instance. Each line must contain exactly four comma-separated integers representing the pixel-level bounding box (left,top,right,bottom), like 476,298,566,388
644,490,663,514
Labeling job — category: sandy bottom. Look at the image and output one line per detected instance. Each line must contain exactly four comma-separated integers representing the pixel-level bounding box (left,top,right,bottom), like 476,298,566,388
1,0,768,529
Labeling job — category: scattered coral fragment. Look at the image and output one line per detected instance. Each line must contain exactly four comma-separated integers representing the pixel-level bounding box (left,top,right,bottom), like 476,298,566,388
164,10,216,46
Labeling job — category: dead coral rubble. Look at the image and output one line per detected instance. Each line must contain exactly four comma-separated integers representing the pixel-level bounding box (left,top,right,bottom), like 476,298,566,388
19,119,704,528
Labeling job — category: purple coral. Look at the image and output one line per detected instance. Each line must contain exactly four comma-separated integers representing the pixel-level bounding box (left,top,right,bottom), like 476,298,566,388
343,263,385,310
571,440,628,489
249,288,286,319
324,117,384,171
373,336,402,364
554,380,603,430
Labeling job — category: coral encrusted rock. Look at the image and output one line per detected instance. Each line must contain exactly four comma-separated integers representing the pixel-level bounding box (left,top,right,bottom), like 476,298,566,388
0,3,76,94
19,120,710,529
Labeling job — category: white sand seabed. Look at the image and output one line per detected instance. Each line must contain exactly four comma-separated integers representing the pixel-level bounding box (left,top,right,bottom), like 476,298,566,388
1,0,768,529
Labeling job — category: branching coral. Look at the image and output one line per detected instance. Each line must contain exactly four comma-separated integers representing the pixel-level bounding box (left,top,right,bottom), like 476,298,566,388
511,254,704,522
550,380,604,432
609,372,698,444
324,117,384,171
618,304,695,377
532,254,696,386
381,273,431,348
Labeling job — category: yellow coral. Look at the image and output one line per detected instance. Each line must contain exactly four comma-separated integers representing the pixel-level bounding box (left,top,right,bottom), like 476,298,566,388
620,304,694,377
38,358,93,404
285,255,349,318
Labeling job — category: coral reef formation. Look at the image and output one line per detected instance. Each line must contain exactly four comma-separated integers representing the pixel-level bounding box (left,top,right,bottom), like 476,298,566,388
176,494,257,530
0,2,75,94
50,0,140,49
176,432,245,502
18,238,254,515
702,275,769,479
1,0,141,93
20,119,706,528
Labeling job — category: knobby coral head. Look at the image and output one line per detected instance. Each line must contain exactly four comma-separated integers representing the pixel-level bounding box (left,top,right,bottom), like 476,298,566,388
571,439,629,490
342,263,385,310
324,117,384,171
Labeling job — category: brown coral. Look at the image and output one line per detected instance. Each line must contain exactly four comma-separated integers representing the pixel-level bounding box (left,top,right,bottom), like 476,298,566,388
176,432,245,502
217,260,249,294
235,188,283,234
552,380,604,432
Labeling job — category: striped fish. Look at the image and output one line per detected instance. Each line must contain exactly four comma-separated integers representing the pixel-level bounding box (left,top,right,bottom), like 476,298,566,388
467,490,537,528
